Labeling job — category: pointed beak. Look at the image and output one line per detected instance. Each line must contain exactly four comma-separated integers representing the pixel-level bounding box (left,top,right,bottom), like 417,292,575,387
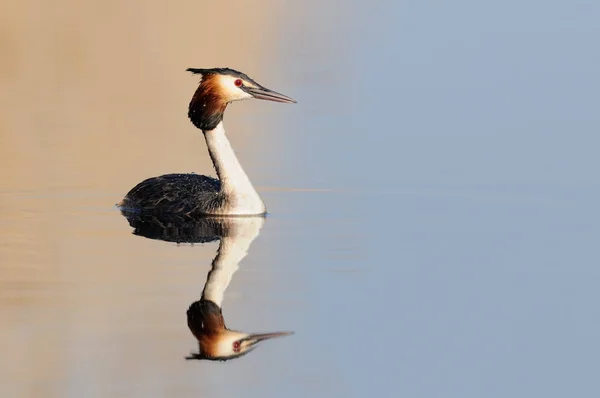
244,86,297,104
243,331,294,347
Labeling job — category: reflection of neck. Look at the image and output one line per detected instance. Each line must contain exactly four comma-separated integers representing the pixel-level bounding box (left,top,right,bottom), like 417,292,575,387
203,122,266,215
201,217,265,307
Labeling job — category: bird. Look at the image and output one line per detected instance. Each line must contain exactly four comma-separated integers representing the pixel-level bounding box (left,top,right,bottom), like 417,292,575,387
119,67,296,217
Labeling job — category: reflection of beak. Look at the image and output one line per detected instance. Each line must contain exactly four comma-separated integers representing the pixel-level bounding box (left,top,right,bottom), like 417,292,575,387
244,86,297,104
242,331,294,348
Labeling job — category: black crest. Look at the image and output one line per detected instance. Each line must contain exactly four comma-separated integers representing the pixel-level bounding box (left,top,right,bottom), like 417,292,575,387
186,67,258,86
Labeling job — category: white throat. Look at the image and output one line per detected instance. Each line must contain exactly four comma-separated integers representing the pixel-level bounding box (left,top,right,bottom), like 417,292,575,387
203,122,266,215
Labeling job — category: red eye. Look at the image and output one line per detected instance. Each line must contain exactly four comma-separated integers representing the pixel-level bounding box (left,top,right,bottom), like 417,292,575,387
234,79,243,87
233,341,241,352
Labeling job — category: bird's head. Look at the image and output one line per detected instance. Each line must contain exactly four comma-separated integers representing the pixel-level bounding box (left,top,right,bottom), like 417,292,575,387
187,67,296,131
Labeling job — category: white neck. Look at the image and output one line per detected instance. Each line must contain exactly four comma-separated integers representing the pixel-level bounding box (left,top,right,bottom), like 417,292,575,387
203,122,266,215
201,217,265,307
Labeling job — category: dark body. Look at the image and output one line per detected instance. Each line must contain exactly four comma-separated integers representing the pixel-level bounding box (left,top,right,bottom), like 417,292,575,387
120,173,226,216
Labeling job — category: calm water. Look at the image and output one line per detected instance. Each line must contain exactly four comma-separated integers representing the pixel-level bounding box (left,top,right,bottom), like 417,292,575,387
2,1,600,397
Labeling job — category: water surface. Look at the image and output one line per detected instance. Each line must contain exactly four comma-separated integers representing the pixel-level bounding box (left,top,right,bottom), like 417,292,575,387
2,1,600,397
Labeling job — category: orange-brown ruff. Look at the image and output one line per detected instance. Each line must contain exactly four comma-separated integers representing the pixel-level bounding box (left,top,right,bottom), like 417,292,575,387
188,72,229,131
119,67,295,217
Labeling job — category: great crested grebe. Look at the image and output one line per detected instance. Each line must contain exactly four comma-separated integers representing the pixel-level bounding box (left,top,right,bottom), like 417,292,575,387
119,68,296,216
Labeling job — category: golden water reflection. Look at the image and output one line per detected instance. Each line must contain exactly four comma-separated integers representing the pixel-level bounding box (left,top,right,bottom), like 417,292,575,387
0,1,288,396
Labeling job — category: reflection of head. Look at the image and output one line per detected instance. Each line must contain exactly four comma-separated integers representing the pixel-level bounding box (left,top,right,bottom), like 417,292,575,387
186,300,292,361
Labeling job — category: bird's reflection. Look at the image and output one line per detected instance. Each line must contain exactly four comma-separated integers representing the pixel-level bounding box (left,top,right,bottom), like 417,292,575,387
122,211,293,361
